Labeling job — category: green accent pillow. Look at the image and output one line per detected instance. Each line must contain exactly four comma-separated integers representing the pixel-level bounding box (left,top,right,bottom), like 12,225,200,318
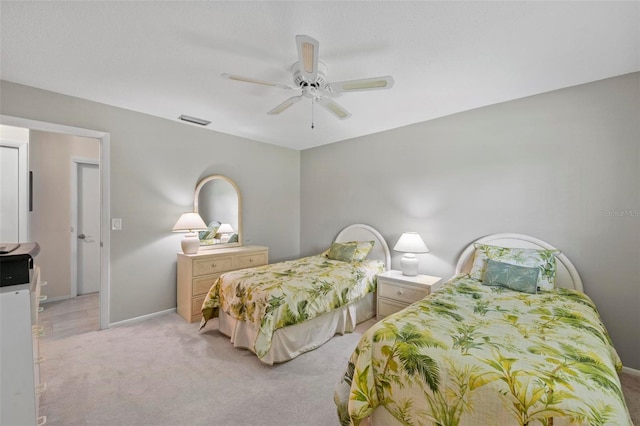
322,241,375,262
470,243,560,291
352,241,375,261
327,242,357,262
483,259,539,294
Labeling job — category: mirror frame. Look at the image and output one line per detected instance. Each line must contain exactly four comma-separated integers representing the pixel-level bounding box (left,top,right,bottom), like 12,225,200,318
193,174,242,249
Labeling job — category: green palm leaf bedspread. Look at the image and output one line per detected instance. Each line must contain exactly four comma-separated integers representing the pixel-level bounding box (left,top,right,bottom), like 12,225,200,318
200,255,383,360
335,275,632,426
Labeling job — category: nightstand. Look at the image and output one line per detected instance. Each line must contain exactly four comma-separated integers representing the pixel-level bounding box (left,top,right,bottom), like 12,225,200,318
376,270,442,319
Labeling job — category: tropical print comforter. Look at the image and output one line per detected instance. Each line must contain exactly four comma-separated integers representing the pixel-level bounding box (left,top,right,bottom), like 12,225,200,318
335,275,631,426
200,255,383,360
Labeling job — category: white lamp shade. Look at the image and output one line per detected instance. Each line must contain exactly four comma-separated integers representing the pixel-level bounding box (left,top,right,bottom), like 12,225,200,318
217,223,234,234
393,232,429,253
172,212,207,232
172,212,207,254
394,232,429,276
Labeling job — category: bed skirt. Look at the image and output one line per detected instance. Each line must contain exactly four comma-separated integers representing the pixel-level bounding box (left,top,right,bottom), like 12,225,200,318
218,292,376,364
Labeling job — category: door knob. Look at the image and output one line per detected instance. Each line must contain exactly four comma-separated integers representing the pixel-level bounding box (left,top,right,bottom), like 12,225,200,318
78,233,90,239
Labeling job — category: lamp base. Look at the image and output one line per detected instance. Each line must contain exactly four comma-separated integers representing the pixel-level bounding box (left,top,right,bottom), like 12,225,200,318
181,232,200,254
400,253,419,276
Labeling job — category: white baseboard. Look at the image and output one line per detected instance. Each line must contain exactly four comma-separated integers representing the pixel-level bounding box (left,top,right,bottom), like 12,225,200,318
108,307,176,328
621,366,640,377
41,294,75,303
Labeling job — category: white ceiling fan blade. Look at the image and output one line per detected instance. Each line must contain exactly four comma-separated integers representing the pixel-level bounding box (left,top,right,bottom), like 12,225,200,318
221,73,294,90
317,98,351,120
327,76,394,93
267,95,303,115
295,35,319,82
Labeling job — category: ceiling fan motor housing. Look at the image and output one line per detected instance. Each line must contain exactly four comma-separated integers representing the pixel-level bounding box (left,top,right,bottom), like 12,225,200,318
291,61,327,89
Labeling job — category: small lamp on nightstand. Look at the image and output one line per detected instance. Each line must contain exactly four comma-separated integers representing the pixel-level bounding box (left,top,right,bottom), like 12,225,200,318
172,212,208,254
393,232,429,276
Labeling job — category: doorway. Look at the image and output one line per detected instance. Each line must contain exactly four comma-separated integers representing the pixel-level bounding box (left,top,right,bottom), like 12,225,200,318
0,127,29,242
0,115,111,330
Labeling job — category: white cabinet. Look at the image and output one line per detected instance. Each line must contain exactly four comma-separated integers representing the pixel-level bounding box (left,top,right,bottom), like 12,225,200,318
177,246,269,323
1,266,46,426
376,270,442,319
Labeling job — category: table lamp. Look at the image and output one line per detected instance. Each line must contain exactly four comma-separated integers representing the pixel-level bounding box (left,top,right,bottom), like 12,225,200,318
172,212,207,254
393,232,429,276
216,223,234,243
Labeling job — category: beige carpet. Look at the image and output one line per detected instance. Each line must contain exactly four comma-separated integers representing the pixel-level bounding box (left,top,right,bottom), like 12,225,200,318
39,313,639,425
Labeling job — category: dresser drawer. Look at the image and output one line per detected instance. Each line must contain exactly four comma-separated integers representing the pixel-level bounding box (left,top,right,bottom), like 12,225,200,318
378,281,428,305
193,256,233,276
192,294,207,316
235,252,267,269
192,274,220,296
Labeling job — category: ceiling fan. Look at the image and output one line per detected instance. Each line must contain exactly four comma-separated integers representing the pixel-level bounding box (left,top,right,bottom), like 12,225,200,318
221,35,394,125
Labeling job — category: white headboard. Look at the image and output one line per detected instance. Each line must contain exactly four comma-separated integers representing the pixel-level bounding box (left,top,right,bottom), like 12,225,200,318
455,233,583,292
335,224,391,271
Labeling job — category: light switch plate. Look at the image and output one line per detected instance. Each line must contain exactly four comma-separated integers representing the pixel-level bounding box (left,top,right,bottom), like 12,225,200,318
111,218,122,231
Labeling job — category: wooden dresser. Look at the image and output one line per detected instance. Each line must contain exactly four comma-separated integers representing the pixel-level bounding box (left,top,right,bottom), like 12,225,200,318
176,245,269,323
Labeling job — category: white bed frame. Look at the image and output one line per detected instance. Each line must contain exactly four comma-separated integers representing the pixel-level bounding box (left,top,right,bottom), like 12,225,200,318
454,233,583,292
217,223,390,364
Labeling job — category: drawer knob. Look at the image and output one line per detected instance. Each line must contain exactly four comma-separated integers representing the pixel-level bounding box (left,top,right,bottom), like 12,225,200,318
249,258,254,263
397,289,404,296
212,263,217,268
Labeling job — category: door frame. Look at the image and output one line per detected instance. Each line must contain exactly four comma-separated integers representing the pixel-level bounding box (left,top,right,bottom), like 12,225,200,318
0,115,111,330
0,135,29,241
70,158,100,298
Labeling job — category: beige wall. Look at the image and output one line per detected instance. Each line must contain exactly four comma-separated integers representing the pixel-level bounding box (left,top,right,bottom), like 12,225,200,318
29,131,99,300
301,73,640,369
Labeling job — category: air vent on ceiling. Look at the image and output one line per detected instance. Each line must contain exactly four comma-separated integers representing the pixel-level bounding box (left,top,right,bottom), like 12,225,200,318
178,115,211,126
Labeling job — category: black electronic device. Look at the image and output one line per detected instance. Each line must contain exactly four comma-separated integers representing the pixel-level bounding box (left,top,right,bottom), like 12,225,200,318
0,242,40,287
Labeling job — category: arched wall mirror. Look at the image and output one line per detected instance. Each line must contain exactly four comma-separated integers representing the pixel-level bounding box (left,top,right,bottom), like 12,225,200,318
194,175,242,249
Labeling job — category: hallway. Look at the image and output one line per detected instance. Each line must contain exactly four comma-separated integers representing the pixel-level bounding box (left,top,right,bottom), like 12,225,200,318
39,293,99,342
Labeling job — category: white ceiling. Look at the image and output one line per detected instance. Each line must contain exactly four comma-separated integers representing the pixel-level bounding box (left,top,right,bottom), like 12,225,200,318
1,1,638,150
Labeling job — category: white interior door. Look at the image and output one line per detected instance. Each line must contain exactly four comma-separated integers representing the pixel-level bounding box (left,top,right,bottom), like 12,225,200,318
0,145,20,241
77,162,100,295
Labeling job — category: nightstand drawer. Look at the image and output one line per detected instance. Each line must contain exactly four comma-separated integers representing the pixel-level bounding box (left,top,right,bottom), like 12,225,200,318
235,252,267,269
377,298,408,318
378,281,428,305
192,274,220,296
193,256,233,276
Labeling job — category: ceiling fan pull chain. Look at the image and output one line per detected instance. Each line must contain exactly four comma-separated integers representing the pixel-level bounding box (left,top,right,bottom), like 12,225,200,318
311,98,315,129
